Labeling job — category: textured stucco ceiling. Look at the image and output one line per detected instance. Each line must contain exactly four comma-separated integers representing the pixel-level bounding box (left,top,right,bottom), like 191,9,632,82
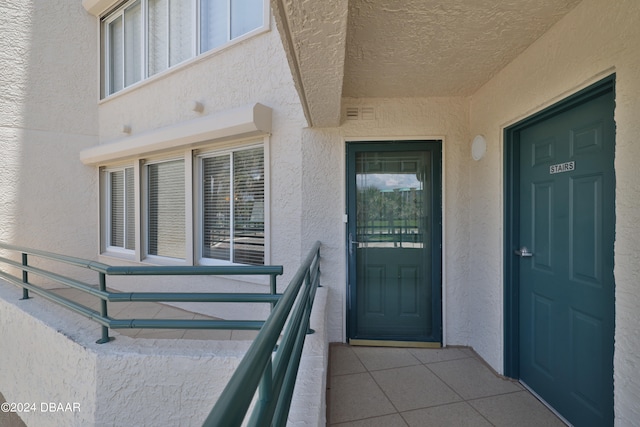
272,0,583,127
343,0,583,98
271,0,349,127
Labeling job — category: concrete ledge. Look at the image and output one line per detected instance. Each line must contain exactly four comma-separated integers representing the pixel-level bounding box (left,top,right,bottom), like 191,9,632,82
80,103,272,166
0,280,328,426
288,286,328,426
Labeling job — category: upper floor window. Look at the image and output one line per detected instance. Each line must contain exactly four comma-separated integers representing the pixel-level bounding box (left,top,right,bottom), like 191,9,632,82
102,0,267,97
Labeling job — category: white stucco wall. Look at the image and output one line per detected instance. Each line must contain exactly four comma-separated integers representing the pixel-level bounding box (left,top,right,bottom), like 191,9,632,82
0,0,98,259
95,14,308,285
0,279,329,426
0,281,249,426
468,0,640,423
301,98,471,344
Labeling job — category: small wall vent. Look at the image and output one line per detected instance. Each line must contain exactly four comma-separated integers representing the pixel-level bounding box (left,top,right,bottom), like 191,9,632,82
361,107,375,120
346,107,359,120
345,107,375,121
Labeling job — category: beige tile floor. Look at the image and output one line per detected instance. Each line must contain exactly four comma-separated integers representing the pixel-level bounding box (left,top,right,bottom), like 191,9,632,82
327,344,567,427
49,287,258,341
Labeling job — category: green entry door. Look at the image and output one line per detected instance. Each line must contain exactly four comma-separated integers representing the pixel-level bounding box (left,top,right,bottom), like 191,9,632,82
517,84,615,426
347,141,441,345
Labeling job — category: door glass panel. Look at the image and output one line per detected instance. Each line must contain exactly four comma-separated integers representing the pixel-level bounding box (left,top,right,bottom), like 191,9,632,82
356,151,429,250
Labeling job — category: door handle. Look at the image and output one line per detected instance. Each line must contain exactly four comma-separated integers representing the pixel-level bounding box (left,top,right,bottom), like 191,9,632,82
349,233,360,256
514,246,534,257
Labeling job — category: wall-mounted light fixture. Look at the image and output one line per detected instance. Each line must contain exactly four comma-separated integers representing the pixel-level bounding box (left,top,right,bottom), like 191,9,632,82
471,135,486,161
121,125,131,134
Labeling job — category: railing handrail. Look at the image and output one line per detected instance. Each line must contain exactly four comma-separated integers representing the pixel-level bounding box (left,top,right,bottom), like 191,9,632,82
0,241,283,276
202,241,321,427
0,241,283,343
0,240,323,426
0,241,113,272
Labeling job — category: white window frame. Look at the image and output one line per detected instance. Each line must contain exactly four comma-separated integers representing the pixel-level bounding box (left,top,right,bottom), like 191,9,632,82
142,153,190,264
103,0,145,96
101,0,269,98
102,164,138,257
196,142,268,266
99,138,269,267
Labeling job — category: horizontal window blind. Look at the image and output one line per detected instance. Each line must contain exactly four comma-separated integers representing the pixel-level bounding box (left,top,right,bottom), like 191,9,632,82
110,170,125,247
125,168,135,250
202,154,231,261
148,160,185,259
201,146,264,265
109,167,135,250
233,147,264,265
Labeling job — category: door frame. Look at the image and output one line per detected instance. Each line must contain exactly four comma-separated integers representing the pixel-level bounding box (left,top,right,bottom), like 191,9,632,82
345,140,443,346
503,74,616,378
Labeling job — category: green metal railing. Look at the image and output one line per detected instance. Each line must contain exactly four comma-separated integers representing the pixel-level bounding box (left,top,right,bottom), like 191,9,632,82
0,242,283,343
0,240,322,426
203,240,322,427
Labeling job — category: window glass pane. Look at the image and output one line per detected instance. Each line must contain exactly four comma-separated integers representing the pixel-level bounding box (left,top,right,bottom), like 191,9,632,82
148,0,169,76
200,0,228,53
148,160,185,259
108,16,124,94
230,0,263,39
202,154,231,261
109,167,135,250
125,167,136,250
124,1,142,87
110,170,125,247
169,0,194,66
233,147,264,265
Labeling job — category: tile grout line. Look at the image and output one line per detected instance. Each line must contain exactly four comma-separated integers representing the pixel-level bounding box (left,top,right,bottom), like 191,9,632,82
419,355,521,427
354,348,408,426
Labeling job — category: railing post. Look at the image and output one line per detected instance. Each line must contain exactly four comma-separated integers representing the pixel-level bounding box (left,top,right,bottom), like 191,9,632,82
304,268,315,335
249,358,273,425
96,272,113,344
316,247,322,288
20,253,30,300
270,273,277,312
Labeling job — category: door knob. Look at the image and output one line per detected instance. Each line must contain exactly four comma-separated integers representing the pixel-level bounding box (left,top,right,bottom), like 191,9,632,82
514,246,534,257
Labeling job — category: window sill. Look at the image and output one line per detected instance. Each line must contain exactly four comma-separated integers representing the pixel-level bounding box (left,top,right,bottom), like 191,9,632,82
80,103,272,165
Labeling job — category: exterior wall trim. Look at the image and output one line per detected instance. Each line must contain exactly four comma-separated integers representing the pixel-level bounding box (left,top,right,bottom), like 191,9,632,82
80,103,272,165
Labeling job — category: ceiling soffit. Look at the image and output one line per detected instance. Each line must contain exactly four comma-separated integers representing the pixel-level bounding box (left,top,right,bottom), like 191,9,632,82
272,0,582,127
343,0,583,98
271,0,349,127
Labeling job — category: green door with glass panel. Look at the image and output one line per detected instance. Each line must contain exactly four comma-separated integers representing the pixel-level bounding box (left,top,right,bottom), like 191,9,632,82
511,79,615,426
347,141,441,345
